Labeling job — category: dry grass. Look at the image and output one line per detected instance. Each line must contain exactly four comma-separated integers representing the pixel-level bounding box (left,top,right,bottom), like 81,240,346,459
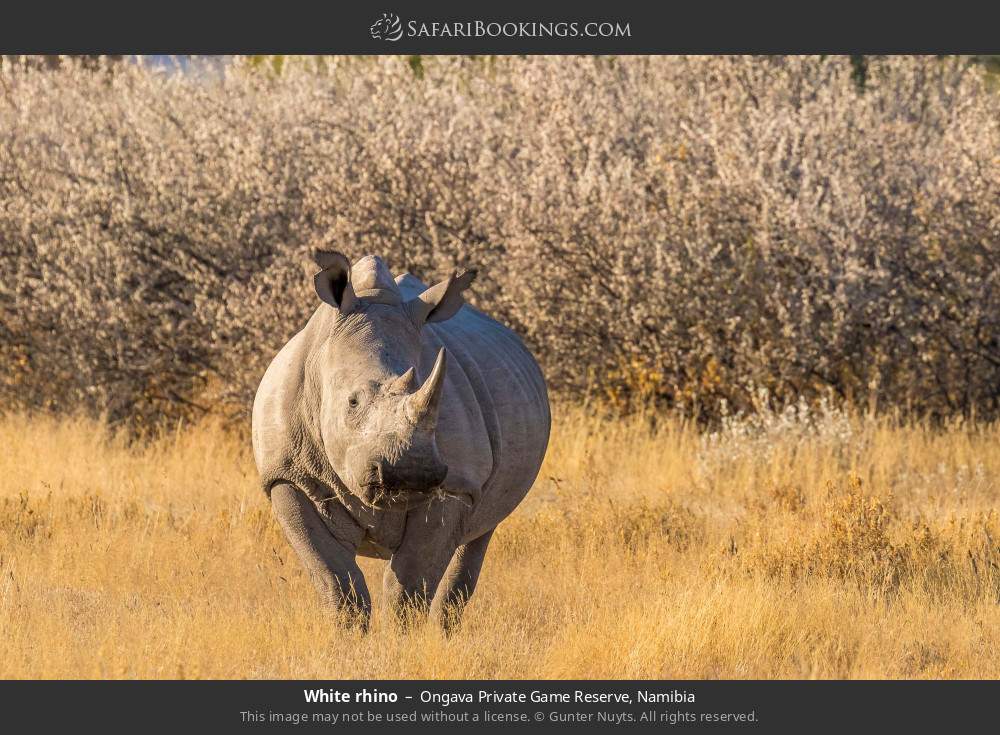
1,406,998,679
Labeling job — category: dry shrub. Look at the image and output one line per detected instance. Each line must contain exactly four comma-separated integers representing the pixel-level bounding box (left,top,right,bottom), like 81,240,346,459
0,491,51,542
2,55,1000,425
807,480,906,594
769,484,807,513
745,474,1000,600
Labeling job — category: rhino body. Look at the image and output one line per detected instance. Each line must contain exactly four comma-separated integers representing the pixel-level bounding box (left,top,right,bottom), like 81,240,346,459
252,252,549,625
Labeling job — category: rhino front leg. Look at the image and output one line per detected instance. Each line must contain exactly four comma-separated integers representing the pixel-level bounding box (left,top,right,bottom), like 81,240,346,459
270,483,371,627
383,498,465,624
430,528,495,630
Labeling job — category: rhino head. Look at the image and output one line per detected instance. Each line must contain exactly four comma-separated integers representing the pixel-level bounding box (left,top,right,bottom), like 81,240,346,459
310,249,476,508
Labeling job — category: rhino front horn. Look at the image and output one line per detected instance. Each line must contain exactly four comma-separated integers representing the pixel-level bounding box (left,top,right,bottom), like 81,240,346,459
406,348,447,426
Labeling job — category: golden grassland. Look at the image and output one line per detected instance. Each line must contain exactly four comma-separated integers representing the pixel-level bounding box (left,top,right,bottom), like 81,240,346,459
1,406,998,679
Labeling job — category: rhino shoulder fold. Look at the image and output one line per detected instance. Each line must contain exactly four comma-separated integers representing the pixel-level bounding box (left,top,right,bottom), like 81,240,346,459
251,319,325,495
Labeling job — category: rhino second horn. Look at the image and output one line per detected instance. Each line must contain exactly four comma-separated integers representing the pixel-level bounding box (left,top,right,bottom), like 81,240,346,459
406,348,447,426
389,367,416,394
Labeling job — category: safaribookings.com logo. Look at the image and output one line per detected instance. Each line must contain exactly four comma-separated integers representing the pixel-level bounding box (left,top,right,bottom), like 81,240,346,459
370,13,404,41
370,13,631,41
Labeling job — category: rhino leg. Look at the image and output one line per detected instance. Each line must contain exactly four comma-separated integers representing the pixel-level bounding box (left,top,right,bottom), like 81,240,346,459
270,483,371,627
382,498,465,625
430,528,495,630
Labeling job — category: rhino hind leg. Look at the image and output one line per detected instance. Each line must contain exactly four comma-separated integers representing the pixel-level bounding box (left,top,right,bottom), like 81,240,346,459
430,528,495,631
270,483,371,628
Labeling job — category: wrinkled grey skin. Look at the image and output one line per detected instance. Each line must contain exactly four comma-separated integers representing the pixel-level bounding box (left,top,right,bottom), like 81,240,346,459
252,251,550,628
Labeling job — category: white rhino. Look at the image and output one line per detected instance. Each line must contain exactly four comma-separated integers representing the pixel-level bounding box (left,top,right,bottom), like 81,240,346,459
252,251,550,627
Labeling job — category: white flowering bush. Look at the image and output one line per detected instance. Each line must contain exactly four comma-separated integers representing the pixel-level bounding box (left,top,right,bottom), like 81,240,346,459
697,391,859,470
2,55,999,425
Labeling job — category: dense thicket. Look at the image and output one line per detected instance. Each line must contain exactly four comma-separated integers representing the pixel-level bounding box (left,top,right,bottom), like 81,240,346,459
2,56,998,425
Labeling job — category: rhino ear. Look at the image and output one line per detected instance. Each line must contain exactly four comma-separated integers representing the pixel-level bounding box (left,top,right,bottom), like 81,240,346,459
313,249,357,313
406,269,477,327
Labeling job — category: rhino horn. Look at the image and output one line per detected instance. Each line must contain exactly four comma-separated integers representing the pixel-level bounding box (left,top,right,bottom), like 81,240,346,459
406,348,447,426
388,367,416,395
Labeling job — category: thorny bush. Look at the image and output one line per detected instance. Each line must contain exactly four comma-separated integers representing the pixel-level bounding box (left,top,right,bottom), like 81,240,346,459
2,56,999,426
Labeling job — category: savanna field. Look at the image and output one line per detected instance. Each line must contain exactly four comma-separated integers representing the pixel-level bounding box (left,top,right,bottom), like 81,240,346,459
2,55,1000,681
2,404,998,679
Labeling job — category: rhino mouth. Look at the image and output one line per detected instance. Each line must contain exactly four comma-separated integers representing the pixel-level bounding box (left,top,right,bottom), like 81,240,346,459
359,483,471,510
361,482,436,507
362,484,410,507
358,459,450,508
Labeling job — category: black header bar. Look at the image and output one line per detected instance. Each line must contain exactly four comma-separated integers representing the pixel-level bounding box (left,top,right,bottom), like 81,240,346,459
1,1,998,54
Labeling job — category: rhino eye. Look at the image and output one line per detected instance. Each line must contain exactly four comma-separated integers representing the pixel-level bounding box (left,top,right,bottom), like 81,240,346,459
347,394,360,409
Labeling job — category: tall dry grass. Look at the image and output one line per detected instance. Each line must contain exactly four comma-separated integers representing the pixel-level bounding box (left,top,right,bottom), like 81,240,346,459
1,405,998,679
